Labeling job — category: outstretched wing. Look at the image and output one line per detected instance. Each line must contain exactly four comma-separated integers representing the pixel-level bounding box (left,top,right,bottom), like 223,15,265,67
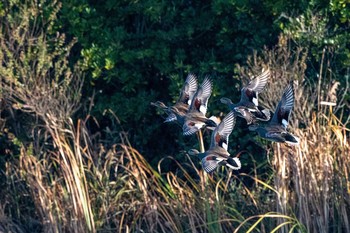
202,154,241,173
182,121,204,136
271,83,295,128
178,73,198,105
201,156,219,173
189,76,213,115
240,69,270,106
210,111,236,150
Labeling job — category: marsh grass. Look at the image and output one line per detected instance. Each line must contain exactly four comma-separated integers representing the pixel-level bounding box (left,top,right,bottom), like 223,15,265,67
1,75,349,233
240,35,350,233
2,118,291,232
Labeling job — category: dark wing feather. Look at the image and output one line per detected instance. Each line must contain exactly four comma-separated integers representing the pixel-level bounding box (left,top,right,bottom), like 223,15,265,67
271,83,295,128
201,156,218,173
178,73,198,105
240,69,270,104
210,111,236,149
188,76,213,115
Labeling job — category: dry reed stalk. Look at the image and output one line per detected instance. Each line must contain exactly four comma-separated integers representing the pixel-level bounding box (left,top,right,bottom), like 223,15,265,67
0,204,26,233
0,1,96,231
50,120,95,232
239,35,350,232
107,132,252,232
15,118,97,233
19,150,61,233
3,114,288,233
272,143,289,233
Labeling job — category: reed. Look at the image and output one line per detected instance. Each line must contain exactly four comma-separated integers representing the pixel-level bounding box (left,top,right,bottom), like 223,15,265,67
239,35,350,233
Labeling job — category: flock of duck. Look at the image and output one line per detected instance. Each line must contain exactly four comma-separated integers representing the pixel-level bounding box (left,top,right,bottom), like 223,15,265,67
151,69,300,173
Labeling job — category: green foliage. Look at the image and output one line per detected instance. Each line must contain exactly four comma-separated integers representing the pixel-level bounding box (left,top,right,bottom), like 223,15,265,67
58,0,278,159
331,0,350,24
273,0,350,73
268,0,350,116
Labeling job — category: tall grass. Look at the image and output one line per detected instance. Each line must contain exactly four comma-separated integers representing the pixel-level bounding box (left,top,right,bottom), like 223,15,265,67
240,35,350,233
1,115,294,232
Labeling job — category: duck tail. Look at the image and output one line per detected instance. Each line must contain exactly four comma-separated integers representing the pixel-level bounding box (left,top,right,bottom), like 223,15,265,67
205,121,218,131
226,157,241,170
254,106,271,121
209,115,221,125
205,116,219,128
285,133,300,145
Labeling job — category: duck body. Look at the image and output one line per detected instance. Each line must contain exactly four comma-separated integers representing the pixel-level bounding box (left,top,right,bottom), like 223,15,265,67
182,76,218,135
249,123,299,145
248,83,300,145
188,111,241,173
221,99,271,125
196,146,241,173
221,69,271,124
151,73,198,124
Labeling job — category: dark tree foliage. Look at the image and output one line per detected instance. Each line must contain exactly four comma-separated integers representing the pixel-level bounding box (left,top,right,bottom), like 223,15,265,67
58,0,278,165
57,0,349,167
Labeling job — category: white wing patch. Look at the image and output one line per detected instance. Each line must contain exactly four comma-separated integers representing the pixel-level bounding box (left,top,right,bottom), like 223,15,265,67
215,157,225,162
282,119,289,128
183,122,205,135
199,105,207,115
226,157,241,170
164,113,177,122
252,97,258,106
222,142,228,151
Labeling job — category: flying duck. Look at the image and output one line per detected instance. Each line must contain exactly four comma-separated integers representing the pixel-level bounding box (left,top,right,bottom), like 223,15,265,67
248,83,300,145
182,76,218,135
220,69,271,124
151,73,198,124
188,111,241,173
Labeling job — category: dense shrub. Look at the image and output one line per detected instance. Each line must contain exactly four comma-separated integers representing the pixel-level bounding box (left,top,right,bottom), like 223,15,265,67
57,0,279,162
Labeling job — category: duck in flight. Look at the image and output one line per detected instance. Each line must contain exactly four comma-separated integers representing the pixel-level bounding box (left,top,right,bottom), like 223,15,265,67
248,83,299,145
220,69,271,124
151,73,198,125
182,76,218,136
188,111,241,173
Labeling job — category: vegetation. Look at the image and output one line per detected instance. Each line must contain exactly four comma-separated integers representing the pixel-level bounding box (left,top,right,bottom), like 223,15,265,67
0,0,349,233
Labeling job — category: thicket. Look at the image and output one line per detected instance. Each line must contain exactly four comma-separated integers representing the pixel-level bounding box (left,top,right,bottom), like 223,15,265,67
0,0,349,232
56,0,350,164
58,0,280,163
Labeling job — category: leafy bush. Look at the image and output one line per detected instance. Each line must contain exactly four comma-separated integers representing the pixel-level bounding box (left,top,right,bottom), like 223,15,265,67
58,0,279,161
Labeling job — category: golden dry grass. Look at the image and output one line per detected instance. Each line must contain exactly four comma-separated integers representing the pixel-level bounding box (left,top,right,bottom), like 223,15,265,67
1,83,349,233
239,35,350,233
